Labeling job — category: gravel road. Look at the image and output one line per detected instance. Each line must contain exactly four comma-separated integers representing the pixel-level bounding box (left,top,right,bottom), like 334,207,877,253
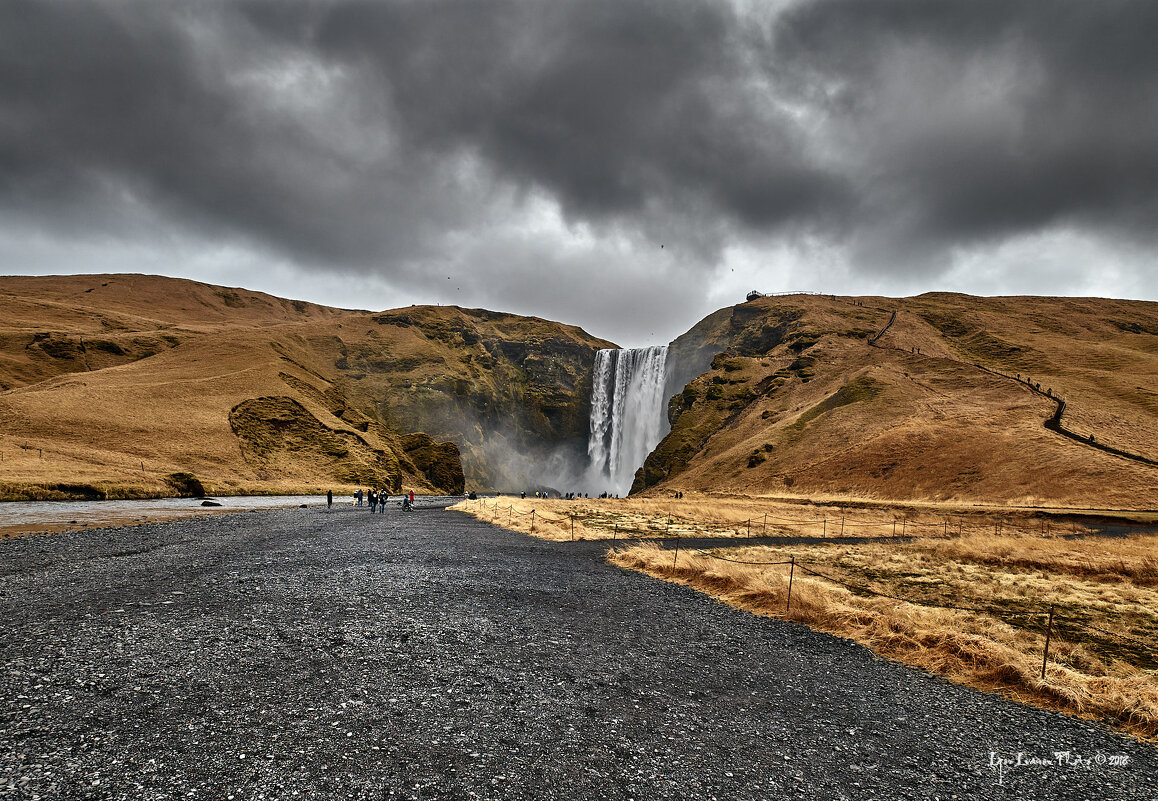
2,504,1155,800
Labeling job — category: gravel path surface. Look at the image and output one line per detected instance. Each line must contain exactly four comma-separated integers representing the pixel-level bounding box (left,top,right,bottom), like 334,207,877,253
2,504,1155,800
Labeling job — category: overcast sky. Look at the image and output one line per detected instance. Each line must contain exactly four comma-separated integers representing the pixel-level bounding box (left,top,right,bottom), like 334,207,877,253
3,0,1157,347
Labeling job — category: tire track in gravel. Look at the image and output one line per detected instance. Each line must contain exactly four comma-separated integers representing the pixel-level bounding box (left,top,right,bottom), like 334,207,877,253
2,505,1155,800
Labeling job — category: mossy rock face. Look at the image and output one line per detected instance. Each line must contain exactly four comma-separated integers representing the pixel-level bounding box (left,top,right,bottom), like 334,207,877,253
956,331,1043,370
340,307,613,489
1113,320,1158,336
0,482,111,501
228,396,459,490
399,433,466,495
729,307,803,355
917,311,972,339
30,334,85,361
89,339,127,355
788,376,885,434
164,472,206,497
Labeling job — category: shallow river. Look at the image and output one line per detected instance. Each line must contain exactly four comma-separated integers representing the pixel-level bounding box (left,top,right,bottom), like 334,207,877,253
0,493,468,535
0,494,326,533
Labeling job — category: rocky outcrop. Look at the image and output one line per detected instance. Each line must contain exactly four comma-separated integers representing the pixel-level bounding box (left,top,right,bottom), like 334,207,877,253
399,433,466,495
229,396,464,494
339,306,614,489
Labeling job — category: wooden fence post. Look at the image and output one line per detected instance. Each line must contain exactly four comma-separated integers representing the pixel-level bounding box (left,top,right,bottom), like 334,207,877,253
786,556,795,614
673,536,680,568
1041,604,1055,680
530,510,535,533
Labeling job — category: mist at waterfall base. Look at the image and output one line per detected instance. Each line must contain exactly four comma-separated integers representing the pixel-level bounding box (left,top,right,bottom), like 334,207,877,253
460,346,673,497
586,346,671,496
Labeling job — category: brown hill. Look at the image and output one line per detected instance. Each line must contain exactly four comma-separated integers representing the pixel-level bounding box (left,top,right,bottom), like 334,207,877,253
0,274,612,499
638,293,1158,510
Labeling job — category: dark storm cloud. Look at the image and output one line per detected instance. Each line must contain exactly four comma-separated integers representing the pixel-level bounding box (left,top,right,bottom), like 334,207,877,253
0,0,479,265
2,0,1158,335
306,0,842,235
0,0,839,270
771,0,1158,260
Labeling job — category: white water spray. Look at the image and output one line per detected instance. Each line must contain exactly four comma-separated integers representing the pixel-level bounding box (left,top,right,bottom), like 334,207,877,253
587,346,670,495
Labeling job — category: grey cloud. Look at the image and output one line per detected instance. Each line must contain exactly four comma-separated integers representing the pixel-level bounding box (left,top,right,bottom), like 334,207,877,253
2,0,1157,340
0,1,485,266
308,0,844,242
1,1,842,267
771,0,1158,259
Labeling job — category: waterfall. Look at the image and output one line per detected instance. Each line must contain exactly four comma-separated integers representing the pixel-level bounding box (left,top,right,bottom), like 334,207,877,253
587,345,670,495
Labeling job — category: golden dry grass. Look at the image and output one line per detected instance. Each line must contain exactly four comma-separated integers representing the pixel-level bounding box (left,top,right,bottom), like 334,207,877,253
608,536,1158,740
452,493,1158,739
449,493,1133,542
654,293,1158,509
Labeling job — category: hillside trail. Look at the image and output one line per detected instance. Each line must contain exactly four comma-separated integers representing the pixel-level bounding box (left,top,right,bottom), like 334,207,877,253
867,307,1158,468
2,505,1154,800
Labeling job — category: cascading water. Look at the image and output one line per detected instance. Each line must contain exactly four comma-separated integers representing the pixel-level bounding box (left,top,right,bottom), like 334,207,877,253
587,346,670,495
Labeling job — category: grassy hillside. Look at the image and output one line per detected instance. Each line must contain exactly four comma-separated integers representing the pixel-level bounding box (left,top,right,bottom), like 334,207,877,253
7,276,1153,508
0,274,611,499
637,293,1158,510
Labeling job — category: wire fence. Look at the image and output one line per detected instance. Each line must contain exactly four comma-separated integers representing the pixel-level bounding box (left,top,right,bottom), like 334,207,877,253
457,495,1157,672
461,497,1114,544
668,540,1158,674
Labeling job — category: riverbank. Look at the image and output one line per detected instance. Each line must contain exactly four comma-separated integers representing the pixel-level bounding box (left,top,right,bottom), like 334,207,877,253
0,494,328,539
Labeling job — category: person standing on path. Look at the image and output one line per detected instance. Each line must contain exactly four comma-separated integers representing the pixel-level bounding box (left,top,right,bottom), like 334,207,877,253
408,490,415,506
327,489,333,510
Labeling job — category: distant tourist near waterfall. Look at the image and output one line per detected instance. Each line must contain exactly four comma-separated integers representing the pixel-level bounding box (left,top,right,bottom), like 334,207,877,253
587,346,670,495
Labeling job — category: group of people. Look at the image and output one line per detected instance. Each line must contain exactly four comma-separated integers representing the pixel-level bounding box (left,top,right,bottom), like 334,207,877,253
513,490,620,500
354,487,416,511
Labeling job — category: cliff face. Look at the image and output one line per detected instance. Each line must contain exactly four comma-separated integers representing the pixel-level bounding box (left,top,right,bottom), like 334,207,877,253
335,306,613,490
634,296,875,493
633,293,1158,510
0,276,610,499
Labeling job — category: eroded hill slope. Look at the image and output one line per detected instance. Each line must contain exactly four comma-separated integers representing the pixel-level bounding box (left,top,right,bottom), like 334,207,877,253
0,274,611,499
638,293,1158,509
